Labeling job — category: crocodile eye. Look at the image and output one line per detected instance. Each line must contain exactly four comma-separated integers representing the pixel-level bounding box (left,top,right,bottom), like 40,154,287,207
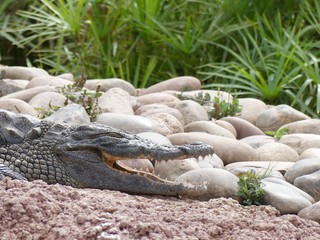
106,132,124,138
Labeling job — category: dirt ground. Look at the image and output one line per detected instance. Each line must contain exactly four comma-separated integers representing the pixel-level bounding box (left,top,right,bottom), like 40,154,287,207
0,178,319,240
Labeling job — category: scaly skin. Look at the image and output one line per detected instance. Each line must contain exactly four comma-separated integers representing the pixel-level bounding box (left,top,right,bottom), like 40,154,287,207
0,110,214,197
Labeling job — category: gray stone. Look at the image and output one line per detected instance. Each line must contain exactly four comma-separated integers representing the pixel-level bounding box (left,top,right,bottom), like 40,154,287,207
0,98,37,116
280,134,320,154
221,116,265,139
294,170,320,201
26,75,73,88
0,66,48,80
184,121,235,138
225,161,294,175
280,119,320,135
0,86,56,102
98,88,134,115
227,167,285,180
300,148,320,159
56,73,74,81
174,100,209,125
96,112,155,134
284,158,320,183
137,132,172,146
139,76,201,95
238,98,268,125
28,92,68,110
146,112,183,136
136,104,184,125
154,158,200,181
45,103,90,125
215,120,237,138
298,200,320,224
168,132,257,165
176,168,240,201
256,104,310,132
0,79,28,97
261,177,314,214
240,135,277,149
256,142,299,162
85,78,136,96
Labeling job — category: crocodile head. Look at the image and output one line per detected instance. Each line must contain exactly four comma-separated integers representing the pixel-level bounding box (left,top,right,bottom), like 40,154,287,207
50,122,214,196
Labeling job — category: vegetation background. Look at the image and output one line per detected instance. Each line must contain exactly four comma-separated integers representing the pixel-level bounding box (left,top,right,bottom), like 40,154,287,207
1,0,320,117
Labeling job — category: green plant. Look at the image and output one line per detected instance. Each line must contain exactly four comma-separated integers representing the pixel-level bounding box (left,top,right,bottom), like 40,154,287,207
265,127,289,139
235,170,266,206
35,102,61,119
209,94,242,120
56,71,102,121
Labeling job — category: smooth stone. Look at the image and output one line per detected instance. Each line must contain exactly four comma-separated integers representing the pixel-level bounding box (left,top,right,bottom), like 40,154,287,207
56,73,74,81
215,120,237,138
174,100,209,125
0,79,28,96
294,170,320,201
146,112,183,136
256,142,299,162
139,76,201,95
256,104,310,132
0,98,37,116
116,159,154,173
225,161,295,175
221,116,265,139
238,98,268,125
98,88,134,115
184,121,235,138
176,168,240,201
298,201,320,224
0,66,48,80
84,78,136,96
28,92,68,110
280,119,320,135
284,158,320,183
261,177,314,214
96,113,155,134
134,93,181,111
280,134,320,154
173,90,233,103
154,158,200,181
227,166,285,180
300,148,320,159
137,132,172,146
168,132,257,165
0,86,56,102
240,135,277,149
45,103,90,125
136,104,184,125
196,154,224,169
26,75,73,89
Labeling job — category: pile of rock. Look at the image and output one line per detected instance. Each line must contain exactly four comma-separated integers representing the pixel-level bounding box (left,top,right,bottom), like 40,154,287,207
1,65,320,223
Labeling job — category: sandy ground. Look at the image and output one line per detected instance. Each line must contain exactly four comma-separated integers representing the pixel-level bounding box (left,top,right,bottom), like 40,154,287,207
0,178,319,240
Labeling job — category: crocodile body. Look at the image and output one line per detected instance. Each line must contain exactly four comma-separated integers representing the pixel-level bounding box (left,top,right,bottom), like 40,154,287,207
0,110,214,197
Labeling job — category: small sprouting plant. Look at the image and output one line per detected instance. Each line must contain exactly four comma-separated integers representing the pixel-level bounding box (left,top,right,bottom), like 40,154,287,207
209,95,242,120
235,170,266,206
177,91,242,119
265,127,289,140
56,70,102,121
35,101,61,119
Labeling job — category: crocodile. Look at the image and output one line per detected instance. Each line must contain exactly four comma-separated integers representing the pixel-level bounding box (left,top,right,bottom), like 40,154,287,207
0,109,214,197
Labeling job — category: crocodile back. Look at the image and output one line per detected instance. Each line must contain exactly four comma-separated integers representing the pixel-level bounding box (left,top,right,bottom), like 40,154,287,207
0,110,40,145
